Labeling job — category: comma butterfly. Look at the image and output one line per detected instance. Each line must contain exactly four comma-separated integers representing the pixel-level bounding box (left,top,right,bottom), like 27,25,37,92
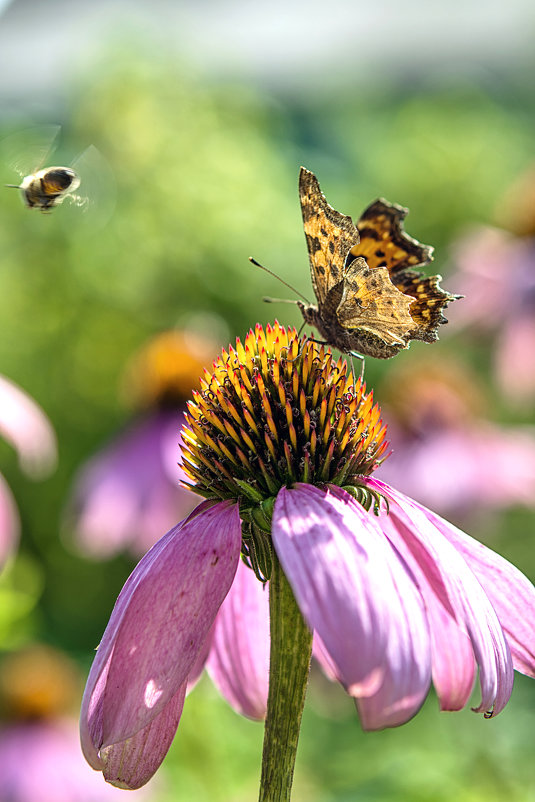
298,167,459,359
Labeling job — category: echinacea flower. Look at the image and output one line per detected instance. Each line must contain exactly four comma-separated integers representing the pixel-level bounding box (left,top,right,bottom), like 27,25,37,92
376,357,535,517
0,374,57,568
66,330,216,558
80,323,535,795
0,645,150,802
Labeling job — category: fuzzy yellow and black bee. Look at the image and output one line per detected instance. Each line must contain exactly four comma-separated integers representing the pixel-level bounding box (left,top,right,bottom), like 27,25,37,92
7,165,83,211
3,125,113,219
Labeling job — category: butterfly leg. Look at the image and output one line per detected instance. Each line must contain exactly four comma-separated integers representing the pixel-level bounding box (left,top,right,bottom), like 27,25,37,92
349,352,365,382
281,332,327,363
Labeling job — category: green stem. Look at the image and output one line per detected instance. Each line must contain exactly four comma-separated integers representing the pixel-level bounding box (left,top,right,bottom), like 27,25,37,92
258,550,313,802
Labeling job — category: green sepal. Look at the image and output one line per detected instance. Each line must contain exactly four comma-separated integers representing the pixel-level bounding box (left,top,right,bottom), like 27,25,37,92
235,479,265,502
341,483,388,515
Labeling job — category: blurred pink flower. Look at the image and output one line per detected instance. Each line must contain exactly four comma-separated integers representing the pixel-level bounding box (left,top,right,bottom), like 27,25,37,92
0,645,150,802
80,326,535,790
449,226,535,405
66,330,217,558
0,374,57,568
376,358,535,517
67,411,197,558
0,720,149,802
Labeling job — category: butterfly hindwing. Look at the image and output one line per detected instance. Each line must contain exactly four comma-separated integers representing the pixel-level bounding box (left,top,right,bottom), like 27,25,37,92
354,199,433,274
389,272,454,342
354,198,456,341
336,257,415,346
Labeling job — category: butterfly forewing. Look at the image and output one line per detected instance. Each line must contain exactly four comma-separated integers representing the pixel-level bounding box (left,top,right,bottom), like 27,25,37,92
299,167,360,305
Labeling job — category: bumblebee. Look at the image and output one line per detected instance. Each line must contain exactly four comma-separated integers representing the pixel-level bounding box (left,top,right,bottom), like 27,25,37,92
7,165,82,211
3,125,113,220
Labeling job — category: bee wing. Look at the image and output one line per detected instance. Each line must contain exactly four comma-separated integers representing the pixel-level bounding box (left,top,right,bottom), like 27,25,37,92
62,144,116,227
1,124,61,178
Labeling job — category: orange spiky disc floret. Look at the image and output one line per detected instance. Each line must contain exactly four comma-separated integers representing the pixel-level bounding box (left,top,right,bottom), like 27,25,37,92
180,322,389,505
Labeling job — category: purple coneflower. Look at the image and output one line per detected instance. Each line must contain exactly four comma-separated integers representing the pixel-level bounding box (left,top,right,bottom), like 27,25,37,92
66,330,216,558
376,357,535,518
0,375,57,568
449,226,535,407
0,645,149,802
80,323,535,799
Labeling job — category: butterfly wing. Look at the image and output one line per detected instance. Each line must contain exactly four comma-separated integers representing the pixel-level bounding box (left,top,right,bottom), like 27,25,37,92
355,199,457,342
299,167,360,305
336,257,415,346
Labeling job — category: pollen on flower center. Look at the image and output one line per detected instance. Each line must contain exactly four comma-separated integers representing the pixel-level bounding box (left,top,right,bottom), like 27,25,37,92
181,322,388,512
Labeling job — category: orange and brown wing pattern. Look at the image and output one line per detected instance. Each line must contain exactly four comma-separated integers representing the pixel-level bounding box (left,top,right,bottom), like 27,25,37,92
390,272,458,342
299,167,360,305
337,257,415,346
355,198,457,341
354,199,433,274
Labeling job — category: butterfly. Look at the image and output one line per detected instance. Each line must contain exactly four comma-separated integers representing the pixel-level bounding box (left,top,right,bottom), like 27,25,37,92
297,167,459,359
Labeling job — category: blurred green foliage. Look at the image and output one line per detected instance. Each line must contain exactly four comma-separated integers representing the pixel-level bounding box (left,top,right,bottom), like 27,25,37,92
1,40,535,801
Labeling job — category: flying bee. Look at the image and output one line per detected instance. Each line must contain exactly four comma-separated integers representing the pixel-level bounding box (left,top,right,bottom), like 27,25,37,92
7,164,82,211
3,125,114,222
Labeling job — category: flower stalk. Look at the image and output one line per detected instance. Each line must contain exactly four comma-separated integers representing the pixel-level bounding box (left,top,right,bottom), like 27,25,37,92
259,549,313,802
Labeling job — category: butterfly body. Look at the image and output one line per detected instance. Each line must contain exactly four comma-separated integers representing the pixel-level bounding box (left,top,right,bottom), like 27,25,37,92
298,168,459,359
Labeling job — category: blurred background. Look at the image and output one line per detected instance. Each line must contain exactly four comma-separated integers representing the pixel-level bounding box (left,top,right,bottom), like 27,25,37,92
1,0,535,799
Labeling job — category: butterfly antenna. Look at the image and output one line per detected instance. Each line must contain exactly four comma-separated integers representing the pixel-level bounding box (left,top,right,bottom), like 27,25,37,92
263,296,299,304
5,184,20,189
249,257,310,304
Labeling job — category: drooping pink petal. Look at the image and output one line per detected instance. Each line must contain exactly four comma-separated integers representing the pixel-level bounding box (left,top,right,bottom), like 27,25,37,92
0,473,20,569
378,511,476,712
0,375,57,479
413,499,535,679
206,557,269,720
312,633,339,682
80,501,241,760
186,626,213,694
81,525,184,770
366,477,514,717
101,682,187,790
273,484,431,729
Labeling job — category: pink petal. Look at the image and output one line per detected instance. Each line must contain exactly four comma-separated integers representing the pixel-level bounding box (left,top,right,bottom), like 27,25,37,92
101,682,187,790
272,484,431,728
378,511,476,711
81,527,180,770
313,633,339,682
0,375,57,479
366,478,514,717
206,557,269,720
80,501,241,759
0,473,20,568
414,500,535,678
186,626,213,694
